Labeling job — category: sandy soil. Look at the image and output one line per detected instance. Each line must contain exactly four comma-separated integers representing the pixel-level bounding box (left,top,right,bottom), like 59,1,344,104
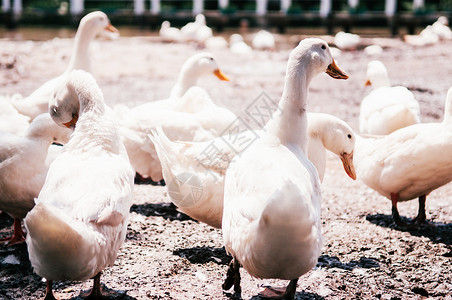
0,32,452,299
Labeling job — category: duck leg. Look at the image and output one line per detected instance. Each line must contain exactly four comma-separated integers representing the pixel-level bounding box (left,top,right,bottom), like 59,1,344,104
134,172,165,186
83,272,125,299
258,278,299,299
390,193,404,226
0,217,26,245
222,257,241,296
411,195,427,226
44,280,57,300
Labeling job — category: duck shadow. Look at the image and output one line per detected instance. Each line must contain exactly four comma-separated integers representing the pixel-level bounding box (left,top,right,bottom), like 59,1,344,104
68,290,137,300
365,213,452,246
0,211,13,233
130,202,194,222
248,291,325,300
316,254,380,270
173,246,232,265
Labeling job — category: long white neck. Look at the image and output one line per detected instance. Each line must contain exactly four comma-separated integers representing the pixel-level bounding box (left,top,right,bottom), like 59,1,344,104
264,55,314,153
170,65,200,98
66,24,96,73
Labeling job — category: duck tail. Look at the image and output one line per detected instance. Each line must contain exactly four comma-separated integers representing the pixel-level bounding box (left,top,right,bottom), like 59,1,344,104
148,126,179,184
25,202,83,254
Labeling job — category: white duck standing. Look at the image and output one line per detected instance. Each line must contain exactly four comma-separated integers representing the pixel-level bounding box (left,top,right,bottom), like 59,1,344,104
149,112,356,228
221,38,348,299
360,60,420,135
0,113,71,246
181,14,212,44
159,20,182,42
24,70,134,299
355,86,452,226
12,11,118,120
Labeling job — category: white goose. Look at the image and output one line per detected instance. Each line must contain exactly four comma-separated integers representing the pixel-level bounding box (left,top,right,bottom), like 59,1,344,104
12,11,118,120
149,112,356,229
24,70,134,299
355,86,452,226
0,113,71,246
221,38,348,299
360,60,420,135
117,86,236,183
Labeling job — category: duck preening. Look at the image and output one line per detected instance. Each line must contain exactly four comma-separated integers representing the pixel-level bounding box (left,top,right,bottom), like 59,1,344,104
24,70,134,299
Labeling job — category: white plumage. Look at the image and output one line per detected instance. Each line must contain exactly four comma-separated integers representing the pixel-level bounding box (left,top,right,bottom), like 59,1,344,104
25,70,134,298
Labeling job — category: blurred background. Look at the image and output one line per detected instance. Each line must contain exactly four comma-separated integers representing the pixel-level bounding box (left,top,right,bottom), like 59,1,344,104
1,0,452,38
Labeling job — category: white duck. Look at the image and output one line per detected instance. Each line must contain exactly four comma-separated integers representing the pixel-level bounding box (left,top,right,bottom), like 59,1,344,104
252,29,276,50
159,20,182,42
360,60,420,135
149,112,356,229
229,33,253,55
432,16,452,40
11,11,118,120
24,70,134,299
0,113,71,246
355,86,452,226
221,38,348,299
181,14,212,44
124,52,229,113
334,31,361,50
168,52,229,99
117,86,237,183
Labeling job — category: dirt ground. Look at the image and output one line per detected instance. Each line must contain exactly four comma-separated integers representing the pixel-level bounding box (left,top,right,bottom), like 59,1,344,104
0,30,452,299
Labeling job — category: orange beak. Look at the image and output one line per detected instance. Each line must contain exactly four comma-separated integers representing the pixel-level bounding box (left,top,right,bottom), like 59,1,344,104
326,59,349,80
364,79,371,86
214,69,230,81
105,23,119,34
62,112,78,129
340,151,356,180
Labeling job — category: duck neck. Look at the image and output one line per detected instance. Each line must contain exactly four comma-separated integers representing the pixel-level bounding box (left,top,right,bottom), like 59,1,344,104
264,59,313,153
170,66,199,98
66,24,95,72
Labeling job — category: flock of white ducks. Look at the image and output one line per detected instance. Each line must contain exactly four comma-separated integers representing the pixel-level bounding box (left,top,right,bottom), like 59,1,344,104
1,9,452,300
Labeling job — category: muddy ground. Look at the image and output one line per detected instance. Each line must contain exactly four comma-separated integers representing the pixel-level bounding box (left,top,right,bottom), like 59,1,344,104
0,30,452,299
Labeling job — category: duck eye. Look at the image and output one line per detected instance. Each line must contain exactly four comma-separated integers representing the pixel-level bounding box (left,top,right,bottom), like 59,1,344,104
51,106,58,116
209,57,214,61
347,134,352,139
321,44,326,50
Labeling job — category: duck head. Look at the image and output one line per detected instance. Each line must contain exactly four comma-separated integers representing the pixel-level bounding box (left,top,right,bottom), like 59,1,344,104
291,38,348,81
79,11,119,37
184,52,230,81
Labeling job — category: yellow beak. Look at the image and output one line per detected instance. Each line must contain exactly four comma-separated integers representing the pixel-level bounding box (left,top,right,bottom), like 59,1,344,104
214,69,230,81
340,151,356,180
62,112,79,129
105,23,119,34
326,59,349,80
